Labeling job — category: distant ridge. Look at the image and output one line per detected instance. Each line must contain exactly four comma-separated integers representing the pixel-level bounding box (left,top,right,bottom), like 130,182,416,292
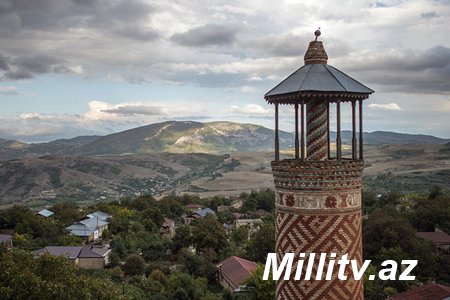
0,121,448,159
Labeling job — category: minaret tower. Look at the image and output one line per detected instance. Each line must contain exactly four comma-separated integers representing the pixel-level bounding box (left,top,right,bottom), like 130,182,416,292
265,30,373,300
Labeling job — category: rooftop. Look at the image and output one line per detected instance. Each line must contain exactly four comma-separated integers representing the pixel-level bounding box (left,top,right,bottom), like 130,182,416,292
79,218,108,228
162,217,175,228
37,245,110,260
217,256,258,290
417,231,450,245
265,30,373,103
37,209,54,217
86,211,112,221
265,64,374,100
43,246,83,260
389,283,450,300
0,234,13,242
194,208,215,218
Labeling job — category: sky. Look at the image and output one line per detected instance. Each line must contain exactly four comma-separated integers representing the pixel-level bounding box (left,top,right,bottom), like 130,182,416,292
0,0,449,142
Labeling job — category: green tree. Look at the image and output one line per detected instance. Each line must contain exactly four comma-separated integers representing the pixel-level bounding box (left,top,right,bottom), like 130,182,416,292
191,215,229,255
232,226,249,246
242,264,275,300
166,272,209,300
123,254,145,277
142,207,165,229
0,250,124,299
363,209,416,258
172,225,192,253
246,224,275,263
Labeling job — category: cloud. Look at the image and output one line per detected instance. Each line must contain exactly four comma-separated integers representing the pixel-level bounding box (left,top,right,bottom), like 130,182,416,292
0,54,9,70
0,0,449,139
421,11,438,19
171,23,240,47
368,103,402,111
240,86,257,94
0,86,19,95
102,105,165,116
0,0,155,33
228,104,271,115
115,26,159,41
0,53,82,80
0,100,212,142
339,46,450,93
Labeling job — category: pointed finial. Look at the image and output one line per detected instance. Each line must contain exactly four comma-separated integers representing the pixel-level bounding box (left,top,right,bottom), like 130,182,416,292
304,28,328,64
314,28,321,41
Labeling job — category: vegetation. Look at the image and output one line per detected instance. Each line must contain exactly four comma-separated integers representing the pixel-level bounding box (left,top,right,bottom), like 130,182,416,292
0,250,124,299
0,186,449,299
362,185,450,298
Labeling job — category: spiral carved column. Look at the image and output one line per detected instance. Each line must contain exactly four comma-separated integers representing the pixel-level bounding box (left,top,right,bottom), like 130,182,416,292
306,100,328,161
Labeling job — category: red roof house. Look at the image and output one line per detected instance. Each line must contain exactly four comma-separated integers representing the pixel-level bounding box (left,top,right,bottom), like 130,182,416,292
417,229,450,251
217,256,258,292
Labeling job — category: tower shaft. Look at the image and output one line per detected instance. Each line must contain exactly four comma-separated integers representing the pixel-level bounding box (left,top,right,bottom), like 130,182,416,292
273,160,364,299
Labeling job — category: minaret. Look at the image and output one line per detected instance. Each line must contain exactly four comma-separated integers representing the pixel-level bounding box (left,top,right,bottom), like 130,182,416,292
265,30,374,300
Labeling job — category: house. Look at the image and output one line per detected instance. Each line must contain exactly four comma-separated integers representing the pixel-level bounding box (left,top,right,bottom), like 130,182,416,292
0,234,13,249
231,199,243,209
194,208,215,218
86,211,112,222
232,213,242,220
36,209,54,218
217,256,258,292
235,219,263,240
160,217,175,238
217,205,229,213
252,209,270,217
66,218,109,241
34,245,111,269
186,208,215,224
235,219,263,229
186,204,203,213
388,283,450,300
417,229,450,251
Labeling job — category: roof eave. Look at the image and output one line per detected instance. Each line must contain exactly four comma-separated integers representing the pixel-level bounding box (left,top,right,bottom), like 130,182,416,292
265,91,372,104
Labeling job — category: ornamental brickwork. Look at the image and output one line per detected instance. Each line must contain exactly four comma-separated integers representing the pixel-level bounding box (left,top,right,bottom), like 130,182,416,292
273,160,364,299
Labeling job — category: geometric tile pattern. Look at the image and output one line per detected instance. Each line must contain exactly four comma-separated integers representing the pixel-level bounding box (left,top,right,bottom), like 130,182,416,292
272,160,364,299
275,209,363,300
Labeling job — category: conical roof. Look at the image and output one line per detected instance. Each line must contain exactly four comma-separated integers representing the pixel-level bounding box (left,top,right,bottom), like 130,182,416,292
265,32,373,103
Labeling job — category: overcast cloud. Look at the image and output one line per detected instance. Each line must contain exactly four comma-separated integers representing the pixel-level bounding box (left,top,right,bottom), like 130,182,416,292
0,0,449,141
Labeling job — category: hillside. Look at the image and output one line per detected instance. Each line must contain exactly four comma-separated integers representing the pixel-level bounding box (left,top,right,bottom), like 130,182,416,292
0,153,238,208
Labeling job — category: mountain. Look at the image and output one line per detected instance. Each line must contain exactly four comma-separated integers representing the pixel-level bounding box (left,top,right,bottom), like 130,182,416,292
0,136,101,160
0,121,449,160
73,121,294,155
328,131,449,145
60,121,450,155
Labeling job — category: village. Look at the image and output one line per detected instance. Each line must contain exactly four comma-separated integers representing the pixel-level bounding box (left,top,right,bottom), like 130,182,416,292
0,190,277,298
1,187,450,299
